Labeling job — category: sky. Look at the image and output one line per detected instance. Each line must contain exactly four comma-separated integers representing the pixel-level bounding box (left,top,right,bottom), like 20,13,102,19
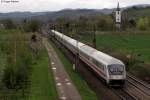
0,0,150,12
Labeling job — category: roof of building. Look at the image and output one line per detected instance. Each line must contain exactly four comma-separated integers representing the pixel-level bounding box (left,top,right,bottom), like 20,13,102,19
117,2,120,11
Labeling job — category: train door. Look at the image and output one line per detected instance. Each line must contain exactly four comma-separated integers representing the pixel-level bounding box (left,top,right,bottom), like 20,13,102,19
105,65,110,84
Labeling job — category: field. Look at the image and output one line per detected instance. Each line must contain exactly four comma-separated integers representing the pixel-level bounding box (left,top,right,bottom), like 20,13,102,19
125,7,150,19
81,33,150,62
0,29,58,99
80,32,150,82
50,41,98,100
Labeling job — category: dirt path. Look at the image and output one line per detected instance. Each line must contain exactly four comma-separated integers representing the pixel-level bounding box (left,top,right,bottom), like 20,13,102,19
43,38,82,100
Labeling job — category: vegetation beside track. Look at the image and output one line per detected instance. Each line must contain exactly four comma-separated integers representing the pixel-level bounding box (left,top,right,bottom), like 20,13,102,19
50,41,98,100
0,29,58,99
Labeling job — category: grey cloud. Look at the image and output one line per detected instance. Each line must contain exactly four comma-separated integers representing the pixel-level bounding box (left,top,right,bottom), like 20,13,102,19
0,0,150,12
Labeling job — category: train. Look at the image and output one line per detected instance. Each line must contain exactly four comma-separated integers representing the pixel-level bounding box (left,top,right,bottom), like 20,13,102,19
50,30,126,86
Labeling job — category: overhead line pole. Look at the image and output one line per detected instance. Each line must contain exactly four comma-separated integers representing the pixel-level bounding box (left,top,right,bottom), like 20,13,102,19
93,24,96,49
75,23,79,70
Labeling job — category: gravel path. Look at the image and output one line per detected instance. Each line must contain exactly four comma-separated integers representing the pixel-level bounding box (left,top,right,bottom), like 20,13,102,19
43,38,82,100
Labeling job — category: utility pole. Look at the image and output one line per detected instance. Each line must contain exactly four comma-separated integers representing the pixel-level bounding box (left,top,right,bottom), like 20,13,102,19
61,23,64,33
93,24,96,49
52,23,55,37
14,39,17,65
53,24,55,30
75,23,79,70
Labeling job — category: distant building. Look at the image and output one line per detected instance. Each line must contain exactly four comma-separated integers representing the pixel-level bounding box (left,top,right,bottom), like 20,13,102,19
0,23,4,29
115,2,122,29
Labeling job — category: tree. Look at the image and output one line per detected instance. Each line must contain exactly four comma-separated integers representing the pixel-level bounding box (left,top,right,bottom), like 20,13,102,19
129,19,136,28
2,19,16,29
105,16,114,30
55,17,66,32
2,39,32,89
137,17,149,30
96,17,114,31
149,20,150,27
97,18,107,31
23,20,41,32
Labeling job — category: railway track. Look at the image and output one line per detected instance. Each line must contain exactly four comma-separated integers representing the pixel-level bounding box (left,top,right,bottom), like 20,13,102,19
48,29,150,100
119,74,150,100
111,74,150,100
127,74,150,89
127,74,150,95
111,88,136,100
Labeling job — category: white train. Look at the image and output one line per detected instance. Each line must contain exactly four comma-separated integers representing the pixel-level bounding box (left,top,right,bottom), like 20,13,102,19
50,30,126,86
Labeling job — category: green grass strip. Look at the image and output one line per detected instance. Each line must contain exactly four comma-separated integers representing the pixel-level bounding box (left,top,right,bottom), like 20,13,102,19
29,49,58,100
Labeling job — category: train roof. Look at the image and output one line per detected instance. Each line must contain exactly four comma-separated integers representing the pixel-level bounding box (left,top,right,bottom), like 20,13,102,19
52,30,124,66
79,43,124,65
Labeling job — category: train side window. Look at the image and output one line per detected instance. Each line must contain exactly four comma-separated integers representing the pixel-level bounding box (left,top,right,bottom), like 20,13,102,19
81,51,89,59
102,64,105,70
80,51,84,57
100,63,104,70
93,59,105,70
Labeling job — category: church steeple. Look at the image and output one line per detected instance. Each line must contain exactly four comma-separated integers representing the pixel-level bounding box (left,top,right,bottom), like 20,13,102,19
117,2,120,11
115,2,121,29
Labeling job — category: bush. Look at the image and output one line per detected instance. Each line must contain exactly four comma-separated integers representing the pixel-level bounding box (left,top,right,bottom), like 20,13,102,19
2,35,32,89
3,65,16,89
129,19,136,28
137,17,149,30
1,19,16,29
23,20,41,32
3,48,32,89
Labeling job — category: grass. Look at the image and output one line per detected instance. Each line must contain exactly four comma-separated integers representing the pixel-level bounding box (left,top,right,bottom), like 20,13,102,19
0,29,58,99
81,33,150,62
50,41,98,100
0,29,19,34
29,48,58,100
0,29,30,99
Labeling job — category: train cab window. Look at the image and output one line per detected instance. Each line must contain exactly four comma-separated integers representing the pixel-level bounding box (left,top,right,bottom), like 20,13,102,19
108,64,124,75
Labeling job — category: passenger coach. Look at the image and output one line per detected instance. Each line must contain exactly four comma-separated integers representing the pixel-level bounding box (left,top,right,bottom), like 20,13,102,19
50,30,126,86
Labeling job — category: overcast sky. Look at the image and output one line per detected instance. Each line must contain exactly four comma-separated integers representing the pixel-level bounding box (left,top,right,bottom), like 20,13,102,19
0,0,150,12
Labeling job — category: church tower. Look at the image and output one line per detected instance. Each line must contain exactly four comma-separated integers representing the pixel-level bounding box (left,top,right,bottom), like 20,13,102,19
115,2,121,29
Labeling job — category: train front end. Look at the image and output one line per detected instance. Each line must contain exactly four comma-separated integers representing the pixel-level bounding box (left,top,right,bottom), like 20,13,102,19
107,64,126,86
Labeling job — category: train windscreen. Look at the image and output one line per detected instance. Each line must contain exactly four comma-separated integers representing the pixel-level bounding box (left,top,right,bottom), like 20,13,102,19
108,64,124,75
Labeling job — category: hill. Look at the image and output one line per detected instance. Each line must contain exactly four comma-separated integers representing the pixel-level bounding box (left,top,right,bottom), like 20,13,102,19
0,12,47,20
0,9,113,22
123,5,150,19
0,4,150,22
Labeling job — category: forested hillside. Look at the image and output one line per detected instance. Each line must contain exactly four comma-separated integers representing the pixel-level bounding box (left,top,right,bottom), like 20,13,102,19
124,6,150,19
